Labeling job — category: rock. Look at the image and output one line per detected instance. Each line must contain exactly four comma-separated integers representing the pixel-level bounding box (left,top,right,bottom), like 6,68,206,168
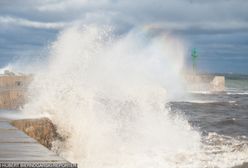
11,118,61,149
232,162,248,168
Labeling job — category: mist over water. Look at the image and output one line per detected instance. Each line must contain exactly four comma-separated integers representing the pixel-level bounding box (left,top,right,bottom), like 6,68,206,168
18,25,248,168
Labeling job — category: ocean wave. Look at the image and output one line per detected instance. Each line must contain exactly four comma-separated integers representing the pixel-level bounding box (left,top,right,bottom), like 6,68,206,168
189,90,248,96
19,25,248,168
199,132,248,167
227,92,248,95
188,91,213,94
175,100,237,104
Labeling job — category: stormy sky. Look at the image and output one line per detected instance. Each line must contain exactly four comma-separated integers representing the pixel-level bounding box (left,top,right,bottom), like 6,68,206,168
0,0,248,73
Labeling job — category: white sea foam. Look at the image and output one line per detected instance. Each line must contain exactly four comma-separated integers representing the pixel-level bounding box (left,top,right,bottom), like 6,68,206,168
227,92,248,95
179,100,237,104
184,100,218,104
0,64,14,74
21,25,248,168
188,90,213,95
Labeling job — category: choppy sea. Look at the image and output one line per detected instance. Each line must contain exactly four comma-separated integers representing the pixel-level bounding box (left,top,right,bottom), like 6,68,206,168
170,74,248,167
172,74,248,137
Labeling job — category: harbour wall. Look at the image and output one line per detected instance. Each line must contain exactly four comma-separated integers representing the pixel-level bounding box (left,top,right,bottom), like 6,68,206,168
0,72,225,109
0,74,32,109
185,74,225,92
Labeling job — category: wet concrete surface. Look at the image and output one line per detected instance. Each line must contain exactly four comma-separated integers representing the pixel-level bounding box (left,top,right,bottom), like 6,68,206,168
0,117,67,163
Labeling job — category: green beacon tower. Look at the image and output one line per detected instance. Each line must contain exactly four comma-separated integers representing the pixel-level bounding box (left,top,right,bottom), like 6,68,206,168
191,48,198,73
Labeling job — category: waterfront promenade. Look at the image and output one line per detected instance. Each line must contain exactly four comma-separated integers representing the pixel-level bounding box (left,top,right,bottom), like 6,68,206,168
0,117,76,168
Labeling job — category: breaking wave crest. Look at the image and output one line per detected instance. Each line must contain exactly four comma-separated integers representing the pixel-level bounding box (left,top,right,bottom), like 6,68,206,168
21,25,248,168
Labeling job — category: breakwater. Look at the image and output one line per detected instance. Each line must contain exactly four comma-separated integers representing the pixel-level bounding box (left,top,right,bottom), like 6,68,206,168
0,72,226,110
0,72,32,109
185,74,225,92
0,117,77,168
0,71,78,167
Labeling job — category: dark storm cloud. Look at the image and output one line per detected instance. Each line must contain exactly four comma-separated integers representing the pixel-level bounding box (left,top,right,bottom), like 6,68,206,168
1,0,248,29
0,0,248,73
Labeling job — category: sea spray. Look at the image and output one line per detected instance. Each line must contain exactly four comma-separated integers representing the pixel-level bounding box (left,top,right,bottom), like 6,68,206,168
21,25,202,167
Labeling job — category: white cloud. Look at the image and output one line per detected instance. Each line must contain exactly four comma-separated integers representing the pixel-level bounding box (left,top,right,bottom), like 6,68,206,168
145,21,248,32
0,16,67,29
36,0,90,12
1,0,248,33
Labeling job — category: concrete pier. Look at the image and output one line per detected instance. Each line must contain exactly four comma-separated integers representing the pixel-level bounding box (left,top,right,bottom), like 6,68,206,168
185,74,225,92
0,117,76,167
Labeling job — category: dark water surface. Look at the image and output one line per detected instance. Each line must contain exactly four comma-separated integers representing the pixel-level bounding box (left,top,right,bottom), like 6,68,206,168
169,74,248,167
171,93,248,137
171,74,248,137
